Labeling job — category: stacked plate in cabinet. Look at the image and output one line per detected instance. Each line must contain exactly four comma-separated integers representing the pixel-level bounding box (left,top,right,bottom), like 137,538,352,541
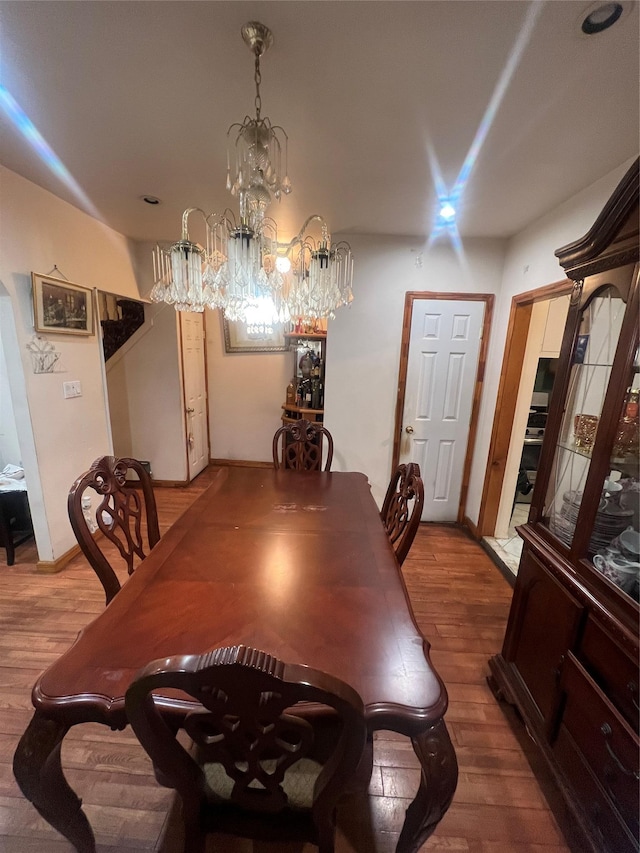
553,490,634,552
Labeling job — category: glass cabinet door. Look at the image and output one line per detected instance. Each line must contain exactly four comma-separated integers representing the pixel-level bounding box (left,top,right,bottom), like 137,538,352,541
541,287,628,553
590,352,640,602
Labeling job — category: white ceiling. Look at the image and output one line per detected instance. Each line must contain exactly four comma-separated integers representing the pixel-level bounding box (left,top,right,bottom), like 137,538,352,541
0,1,638,244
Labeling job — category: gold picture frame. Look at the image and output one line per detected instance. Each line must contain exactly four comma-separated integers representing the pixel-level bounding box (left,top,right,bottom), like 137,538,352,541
32,273,94,336
222,311,288,353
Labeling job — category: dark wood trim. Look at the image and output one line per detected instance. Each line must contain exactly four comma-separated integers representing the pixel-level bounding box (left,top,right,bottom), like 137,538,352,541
477,279,573,537
555,158,639,275
458,294,494,522
202,309,212,471
462,514,479,538
37,543,82,574
391,294,414,469
210,458,273,469
179,312,211,485
150,479,190,488
392,292,494,524
177,311,190,481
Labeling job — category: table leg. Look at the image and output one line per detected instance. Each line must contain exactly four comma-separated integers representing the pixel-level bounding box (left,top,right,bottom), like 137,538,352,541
395,718,458,853
13,711,96,853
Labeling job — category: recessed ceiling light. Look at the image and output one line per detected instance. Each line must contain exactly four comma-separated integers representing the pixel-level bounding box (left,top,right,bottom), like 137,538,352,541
141,195,161,205
581,2,624,34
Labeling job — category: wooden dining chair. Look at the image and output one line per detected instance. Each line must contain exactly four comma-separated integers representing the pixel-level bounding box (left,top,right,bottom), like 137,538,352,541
68,455,160,605
380,462,424,565
272,418,334,471
125,644,366,853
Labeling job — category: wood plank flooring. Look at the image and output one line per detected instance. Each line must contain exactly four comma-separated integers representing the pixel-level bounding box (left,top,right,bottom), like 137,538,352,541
0,468,574,852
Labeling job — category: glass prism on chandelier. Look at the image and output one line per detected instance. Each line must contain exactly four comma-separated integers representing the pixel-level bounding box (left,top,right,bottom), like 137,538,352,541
150,21,353,323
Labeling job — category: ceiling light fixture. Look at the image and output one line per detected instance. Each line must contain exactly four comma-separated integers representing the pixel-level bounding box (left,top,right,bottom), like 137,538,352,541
581,2,624,34
150,22,354,323
438,201,456,223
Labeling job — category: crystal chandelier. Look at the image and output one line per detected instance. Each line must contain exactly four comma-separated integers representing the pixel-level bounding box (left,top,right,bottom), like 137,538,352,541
151,22,353,324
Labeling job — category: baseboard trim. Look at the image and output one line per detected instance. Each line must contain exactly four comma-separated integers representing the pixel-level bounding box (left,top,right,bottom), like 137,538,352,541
37,543,82,574
462,515,480,539
480,539,517,588
210,458,272,469
151,479,190,488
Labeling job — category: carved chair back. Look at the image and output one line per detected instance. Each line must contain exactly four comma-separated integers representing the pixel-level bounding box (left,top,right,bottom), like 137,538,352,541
68,456,160,605
125,645,366,853
272,419,334,471
380,462,424,565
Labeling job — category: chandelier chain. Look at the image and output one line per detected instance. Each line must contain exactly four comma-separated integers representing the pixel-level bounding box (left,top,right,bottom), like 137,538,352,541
254,54,262,120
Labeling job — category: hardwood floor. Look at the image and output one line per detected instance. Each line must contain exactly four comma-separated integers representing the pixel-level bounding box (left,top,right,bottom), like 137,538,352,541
0,469,573,852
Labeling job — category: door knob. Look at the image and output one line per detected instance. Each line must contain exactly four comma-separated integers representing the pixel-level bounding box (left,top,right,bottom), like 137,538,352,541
405,425,414,434
186,407,195,414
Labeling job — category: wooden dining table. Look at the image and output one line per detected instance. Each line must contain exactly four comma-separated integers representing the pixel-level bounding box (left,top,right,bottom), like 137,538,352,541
13,466,458,853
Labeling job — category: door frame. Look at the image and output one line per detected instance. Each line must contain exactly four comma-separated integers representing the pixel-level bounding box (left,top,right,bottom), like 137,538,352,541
476,278,572,537
392,292,494,524
178,310,211,482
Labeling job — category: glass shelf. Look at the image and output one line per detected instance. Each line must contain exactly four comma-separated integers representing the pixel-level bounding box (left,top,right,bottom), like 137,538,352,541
539,284,639,603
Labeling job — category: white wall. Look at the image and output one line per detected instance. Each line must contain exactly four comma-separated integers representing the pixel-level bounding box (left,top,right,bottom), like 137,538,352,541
0,166,141,560
105,303,186,480
0,335,21,468
206,310,290,463
464,157,637,527
325,235,506,507
124,304,186,479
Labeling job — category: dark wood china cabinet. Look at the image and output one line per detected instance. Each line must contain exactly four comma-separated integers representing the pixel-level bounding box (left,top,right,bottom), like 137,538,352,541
489,159,639,853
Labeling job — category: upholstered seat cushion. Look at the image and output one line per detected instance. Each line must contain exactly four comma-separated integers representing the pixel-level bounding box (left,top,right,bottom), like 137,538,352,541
203,757,322,810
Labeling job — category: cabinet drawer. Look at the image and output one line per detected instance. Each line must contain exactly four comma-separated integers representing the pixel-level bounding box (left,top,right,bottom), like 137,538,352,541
559,653,639,841
578,616,639,731
554,724,638,853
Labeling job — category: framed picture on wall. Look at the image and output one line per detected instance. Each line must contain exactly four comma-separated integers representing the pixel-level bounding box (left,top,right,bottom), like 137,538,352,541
222,311,288,353
32,273,94,336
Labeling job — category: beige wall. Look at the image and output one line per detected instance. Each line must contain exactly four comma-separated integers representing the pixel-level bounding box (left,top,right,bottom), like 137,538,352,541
206,311,290,463
0,166,141,561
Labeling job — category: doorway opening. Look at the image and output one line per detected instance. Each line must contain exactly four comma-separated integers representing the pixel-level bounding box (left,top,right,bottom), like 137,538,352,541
479,280,572,576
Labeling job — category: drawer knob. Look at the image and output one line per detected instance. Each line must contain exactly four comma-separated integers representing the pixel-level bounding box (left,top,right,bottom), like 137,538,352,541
600,722,640,780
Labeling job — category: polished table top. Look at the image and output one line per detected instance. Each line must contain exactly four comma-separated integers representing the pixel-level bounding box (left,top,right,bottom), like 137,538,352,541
35,466,446,728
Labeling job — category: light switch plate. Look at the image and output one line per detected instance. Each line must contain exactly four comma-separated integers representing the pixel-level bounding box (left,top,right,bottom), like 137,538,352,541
63,381,82,398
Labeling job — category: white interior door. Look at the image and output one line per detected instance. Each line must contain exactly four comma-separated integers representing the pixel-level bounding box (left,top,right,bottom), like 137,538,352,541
401,299,485,522
180,312,208,481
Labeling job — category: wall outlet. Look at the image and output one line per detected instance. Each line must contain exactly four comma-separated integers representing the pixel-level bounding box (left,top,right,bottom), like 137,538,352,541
63,381,82,398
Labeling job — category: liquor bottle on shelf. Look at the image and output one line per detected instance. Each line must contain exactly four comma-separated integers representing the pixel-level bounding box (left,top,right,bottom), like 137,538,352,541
311,376,320,409
303,379,313,409
613,387,639,458
286,378,296,407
